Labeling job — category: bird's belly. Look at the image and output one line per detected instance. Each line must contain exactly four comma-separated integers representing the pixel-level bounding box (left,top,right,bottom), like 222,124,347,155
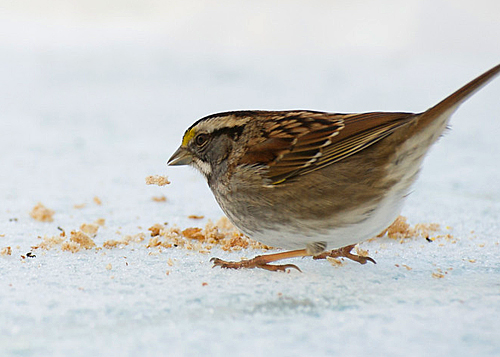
235,190,406,250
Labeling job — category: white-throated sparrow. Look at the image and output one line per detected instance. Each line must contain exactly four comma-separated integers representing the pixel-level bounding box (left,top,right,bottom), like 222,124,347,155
168,64,500,272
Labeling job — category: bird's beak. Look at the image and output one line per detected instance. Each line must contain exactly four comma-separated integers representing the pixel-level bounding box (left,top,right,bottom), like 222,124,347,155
167,146,193,166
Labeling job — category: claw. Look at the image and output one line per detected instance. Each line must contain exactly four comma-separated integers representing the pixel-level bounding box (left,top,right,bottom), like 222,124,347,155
356,255,376,265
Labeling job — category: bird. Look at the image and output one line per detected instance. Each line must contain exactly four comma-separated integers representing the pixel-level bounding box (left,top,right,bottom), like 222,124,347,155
168,63,500,272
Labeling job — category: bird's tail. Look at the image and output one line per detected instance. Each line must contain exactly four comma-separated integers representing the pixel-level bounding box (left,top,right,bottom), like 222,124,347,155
418,63,500,129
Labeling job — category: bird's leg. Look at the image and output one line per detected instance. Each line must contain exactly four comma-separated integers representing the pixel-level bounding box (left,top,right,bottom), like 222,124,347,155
313,244,376,264
210,249,309,272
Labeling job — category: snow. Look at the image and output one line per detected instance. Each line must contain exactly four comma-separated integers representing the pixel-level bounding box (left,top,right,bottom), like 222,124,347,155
1,1,500,356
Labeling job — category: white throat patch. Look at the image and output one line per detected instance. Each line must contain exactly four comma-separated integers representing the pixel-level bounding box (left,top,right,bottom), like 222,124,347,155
192,158,212,177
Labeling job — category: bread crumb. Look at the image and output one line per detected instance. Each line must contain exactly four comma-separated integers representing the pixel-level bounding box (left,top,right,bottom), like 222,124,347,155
106,263,112,270
30,202,55,222
182,227,204,240
387,216,412,238
146,237,163,248
1,246,12,256
93,196,102,205
145,175,170,186
80,223,99,237
402,264,412,271
61,241,80,253
69,231,96,250
74,203,86,209
152,195,167,202
355,245,369,257
326,257,345,267
468,259,476,263
149,224,164,237
125,233,146,243
103,240,128,249
188,215,205,219
432,272,445,279
215,217,233,231
166,270,170,276
202,282,208,286
95,218,106,226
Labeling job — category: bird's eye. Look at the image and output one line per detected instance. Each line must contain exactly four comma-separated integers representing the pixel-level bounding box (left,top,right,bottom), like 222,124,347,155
195,133,208,147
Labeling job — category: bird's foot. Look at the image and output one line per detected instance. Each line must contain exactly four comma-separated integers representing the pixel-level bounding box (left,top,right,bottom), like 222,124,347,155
210,257,301,272
210,249,309,272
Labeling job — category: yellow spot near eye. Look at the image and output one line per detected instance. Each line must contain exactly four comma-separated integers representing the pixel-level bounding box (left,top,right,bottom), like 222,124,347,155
182,128,196,147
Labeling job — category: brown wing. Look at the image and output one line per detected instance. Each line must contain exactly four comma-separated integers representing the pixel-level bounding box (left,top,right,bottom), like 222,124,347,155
240,111,415,184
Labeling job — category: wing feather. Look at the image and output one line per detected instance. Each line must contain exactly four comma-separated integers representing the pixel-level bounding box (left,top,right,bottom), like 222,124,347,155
239,111,415,184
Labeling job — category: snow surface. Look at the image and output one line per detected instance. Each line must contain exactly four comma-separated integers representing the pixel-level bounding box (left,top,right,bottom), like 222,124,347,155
1,1,500,356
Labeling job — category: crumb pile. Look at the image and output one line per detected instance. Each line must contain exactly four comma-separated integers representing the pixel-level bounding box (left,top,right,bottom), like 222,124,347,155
377,216,455,244
33,219,106,253
145,217,272,253
102,233,146,249
29,215,270,254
